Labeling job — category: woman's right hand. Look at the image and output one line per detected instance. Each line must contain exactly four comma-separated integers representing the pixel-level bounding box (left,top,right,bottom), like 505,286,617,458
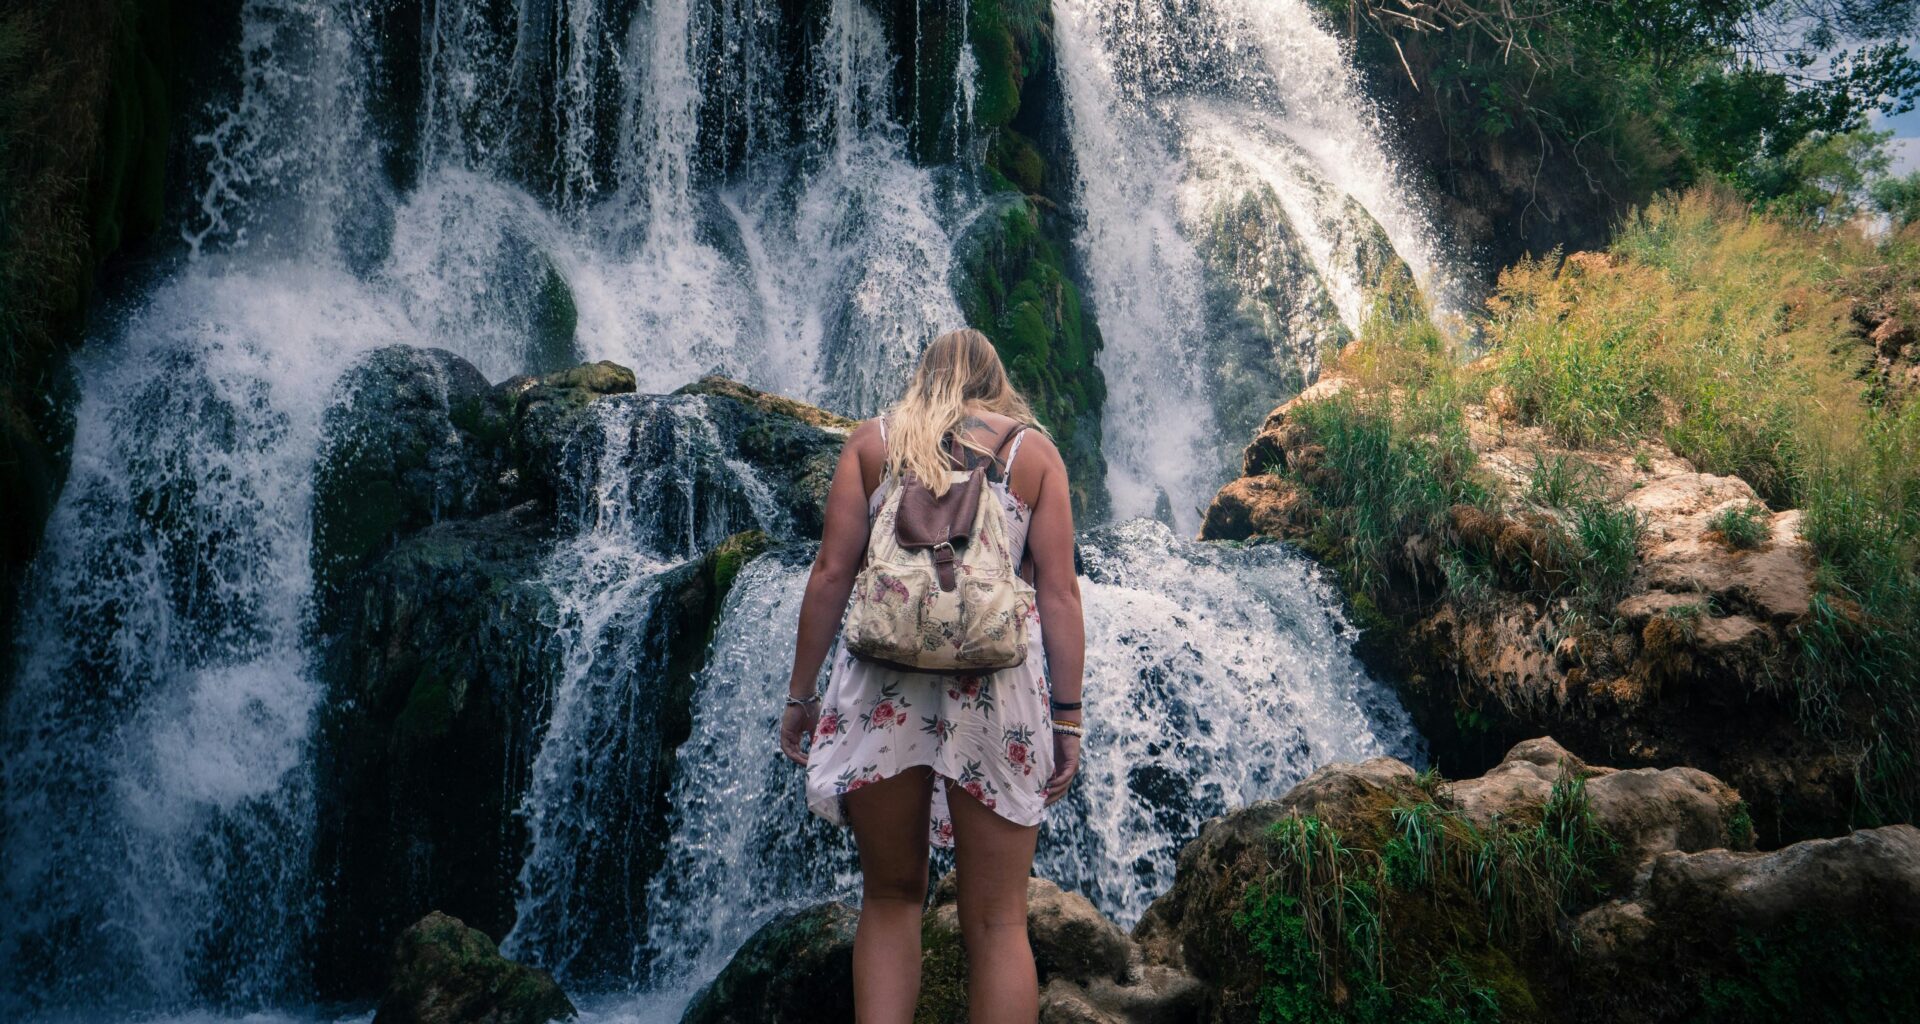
779,702,818,766
1045,731,1081,805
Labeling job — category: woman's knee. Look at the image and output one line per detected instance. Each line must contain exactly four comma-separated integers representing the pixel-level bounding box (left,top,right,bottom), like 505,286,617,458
956,888,1030,937
862,860,931,906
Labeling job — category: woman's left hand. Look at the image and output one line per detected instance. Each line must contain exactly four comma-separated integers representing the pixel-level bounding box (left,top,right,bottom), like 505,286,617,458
1044,732,1080,805
779,702,818,766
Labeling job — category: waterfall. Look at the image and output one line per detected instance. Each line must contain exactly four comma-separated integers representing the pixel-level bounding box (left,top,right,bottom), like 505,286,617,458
1054,0,1462,531
0,0,1457,1018
502,395,784,983
0,265,414,1013
630,522,1421,1013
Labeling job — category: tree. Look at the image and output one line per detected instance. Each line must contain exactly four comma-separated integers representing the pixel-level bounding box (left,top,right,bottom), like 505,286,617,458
1871,169,1920,228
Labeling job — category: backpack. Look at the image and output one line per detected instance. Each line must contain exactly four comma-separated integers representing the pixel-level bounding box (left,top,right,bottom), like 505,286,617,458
843,422,1035,674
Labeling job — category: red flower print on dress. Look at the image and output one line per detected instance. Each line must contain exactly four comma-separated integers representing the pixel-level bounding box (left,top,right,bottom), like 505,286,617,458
835,763,882,795
1002,724,1037,776
815,710,842,739
859,680,913,730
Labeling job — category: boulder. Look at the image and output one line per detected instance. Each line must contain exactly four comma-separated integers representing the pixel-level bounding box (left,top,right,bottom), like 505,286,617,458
313,346,503,594
1571,825,1920,1021
1197,476,1313,543
374,912,574,1024
689,878,1202,1024
680,903,860,1024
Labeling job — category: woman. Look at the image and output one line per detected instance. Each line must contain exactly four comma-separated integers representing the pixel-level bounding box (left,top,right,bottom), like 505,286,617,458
779,328,1085,1023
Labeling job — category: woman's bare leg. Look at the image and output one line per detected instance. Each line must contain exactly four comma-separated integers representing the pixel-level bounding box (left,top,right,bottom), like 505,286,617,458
945,780,1041,1023
844,766,935,1024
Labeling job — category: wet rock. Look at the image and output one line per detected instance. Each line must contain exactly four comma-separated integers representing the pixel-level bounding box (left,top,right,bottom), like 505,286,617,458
677,376,853,538
313,346,502,594
311,504,561,995
681,903,860,1024
306,349,842,998
374,911,575,1024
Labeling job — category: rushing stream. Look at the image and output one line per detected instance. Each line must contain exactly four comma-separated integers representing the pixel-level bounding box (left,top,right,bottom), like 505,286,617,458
1,1,1445,1020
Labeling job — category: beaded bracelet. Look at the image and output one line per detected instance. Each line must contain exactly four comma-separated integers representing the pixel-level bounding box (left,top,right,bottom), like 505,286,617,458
785,692,821,707
1050,719,1085,738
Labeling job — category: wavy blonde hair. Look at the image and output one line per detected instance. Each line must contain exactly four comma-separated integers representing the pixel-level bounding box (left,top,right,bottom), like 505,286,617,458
885,328,1041,497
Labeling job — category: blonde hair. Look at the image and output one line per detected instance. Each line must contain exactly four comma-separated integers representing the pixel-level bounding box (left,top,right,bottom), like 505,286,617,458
884,328,1041,497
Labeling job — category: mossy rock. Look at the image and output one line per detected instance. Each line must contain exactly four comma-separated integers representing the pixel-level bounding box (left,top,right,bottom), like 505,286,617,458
680,903,859,1024
677,378,852,539
312,346,503,598
374,911,575,1024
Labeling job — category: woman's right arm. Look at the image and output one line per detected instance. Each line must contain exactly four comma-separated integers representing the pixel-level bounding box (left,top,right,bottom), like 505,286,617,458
778,420,879,765
1023,435,1084,804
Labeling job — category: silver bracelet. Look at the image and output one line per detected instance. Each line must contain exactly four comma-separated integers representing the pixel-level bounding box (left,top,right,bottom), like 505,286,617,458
785,692,821,707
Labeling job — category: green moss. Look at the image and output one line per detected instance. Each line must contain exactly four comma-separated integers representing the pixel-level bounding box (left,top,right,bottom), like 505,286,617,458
913,919,970,1023
1689,915,1920,1022
956,200,1110,519
1725,800,1755,851
1233,816,1512,1024
708,531,770,609
966,0,1025,130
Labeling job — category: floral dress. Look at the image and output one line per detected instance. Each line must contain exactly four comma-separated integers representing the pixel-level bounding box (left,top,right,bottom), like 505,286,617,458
805,422,1052,847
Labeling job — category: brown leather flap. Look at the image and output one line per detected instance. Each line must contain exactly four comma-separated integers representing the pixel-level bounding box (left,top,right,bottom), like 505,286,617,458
897,469,984,551
891,424,1026,591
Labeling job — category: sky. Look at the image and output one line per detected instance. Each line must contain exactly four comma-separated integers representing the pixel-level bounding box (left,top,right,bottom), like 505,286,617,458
1872,36,1920,173
1879,103,1919,174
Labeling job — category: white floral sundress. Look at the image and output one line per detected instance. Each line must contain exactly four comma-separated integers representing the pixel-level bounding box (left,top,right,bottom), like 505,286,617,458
804,420,1053,847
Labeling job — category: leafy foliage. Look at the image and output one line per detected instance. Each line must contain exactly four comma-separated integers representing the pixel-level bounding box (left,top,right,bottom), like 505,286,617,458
1318,1,1919,233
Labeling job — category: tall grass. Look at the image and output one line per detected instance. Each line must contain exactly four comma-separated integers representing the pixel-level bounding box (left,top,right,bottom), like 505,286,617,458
1483,187,1920,821
1238,773,1614,1022
1490,189,1861,506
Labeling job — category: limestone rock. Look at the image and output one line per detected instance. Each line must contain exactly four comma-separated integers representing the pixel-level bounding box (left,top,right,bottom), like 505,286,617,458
373,912,574,1024
1196,475,1312,542
1203,367,1838,839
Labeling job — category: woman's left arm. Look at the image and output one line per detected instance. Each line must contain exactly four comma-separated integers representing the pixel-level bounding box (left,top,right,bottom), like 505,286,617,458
779,420,878,765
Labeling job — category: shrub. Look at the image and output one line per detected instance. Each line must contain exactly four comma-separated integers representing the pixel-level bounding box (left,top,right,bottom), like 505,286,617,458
1708,503,1769,549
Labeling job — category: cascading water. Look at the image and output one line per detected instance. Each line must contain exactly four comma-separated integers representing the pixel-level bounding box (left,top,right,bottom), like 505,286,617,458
503,395,785,983
1054,0,1463,531
1,0,1458,1019
639,522,1421,997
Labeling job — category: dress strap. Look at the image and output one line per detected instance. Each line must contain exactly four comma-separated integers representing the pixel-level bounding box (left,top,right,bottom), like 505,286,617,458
1003,428,1029,475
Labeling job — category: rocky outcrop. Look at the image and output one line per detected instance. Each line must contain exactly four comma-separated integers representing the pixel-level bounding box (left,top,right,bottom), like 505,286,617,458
685,876,1204,1024
692,740,1920,1022
374,912,575,1024
1201,369,1851,841
308,349,845,998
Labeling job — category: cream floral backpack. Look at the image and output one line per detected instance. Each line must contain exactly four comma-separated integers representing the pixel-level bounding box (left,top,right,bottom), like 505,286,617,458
843,422,1035,674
